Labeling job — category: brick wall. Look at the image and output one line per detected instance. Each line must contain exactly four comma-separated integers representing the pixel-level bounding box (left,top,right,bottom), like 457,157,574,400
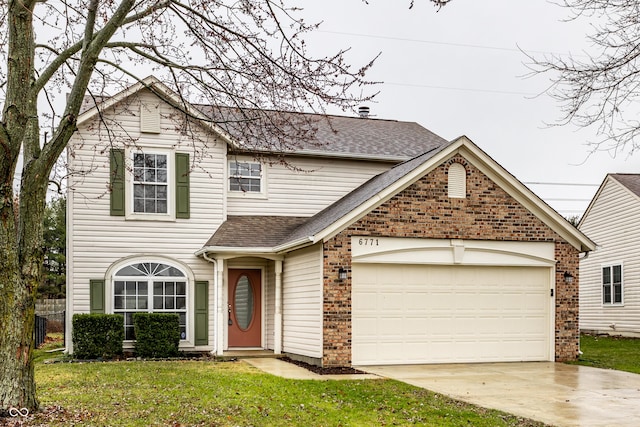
322,155,580,367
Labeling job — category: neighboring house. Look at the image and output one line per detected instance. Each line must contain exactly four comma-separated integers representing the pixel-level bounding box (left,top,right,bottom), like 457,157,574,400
66,76,595,367
579,174,640,337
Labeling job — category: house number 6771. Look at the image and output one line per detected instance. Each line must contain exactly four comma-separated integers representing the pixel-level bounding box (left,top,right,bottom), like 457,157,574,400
358,238,379,246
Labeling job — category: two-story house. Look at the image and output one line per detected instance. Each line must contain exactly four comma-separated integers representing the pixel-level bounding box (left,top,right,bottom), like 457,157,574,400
579,174,640,336
66,76,594,367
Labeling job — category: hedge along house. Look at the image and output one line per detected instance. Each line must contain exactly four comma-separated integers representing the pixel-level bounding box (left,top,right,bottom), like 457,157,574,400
66,77,595,367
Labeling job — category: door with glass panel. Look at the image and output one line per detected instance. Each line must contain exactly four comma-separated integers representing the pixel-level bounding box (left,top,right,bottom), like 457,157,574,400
228,269,262,347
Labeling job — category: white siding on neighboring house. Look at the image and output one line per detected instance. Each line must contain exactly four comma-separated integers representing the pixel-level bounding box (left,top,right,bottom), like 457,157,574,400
67,90,225,349
227,157,391,216
580,178,640,335
282,244,323,358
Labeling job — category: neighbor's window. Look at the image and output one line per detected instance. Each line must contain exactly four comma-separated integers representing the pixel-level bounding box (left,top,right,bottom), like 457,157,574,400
229,160,262,192
113,262,187,340
133,153,168,214
602,264,623,305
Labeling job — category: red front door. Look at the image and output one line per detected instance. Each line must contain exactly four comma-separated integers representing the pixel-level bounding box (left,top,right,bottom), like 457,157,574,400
228,269,262,347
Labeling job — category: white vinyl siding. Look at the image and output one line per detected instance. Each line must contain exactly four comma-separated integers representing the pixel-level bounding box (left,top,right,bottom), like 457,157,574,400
227,157,391,216
67,89,224,350
580,178,640,334
282,244,323,358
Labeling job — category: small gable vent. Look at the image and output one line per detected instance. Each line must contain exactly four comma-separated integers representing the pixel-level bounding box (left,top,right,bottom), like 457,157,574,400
140,102,160,133
448,163,466,198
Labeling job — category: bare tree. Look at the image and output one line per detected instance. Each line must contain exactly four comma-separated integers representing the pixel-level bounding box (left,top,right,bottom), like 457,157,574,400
530,0,640,156
0,0,451,415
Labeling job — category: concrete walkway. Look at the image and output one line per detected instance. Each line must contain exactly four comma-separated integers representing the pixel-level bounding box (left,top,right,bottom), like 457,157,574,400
359,362,640,427
242,358,378,380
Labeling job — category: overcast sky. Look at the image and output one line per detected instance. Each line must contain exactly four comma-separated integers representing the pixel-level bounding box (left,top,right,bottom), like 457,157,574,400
300,0,640,217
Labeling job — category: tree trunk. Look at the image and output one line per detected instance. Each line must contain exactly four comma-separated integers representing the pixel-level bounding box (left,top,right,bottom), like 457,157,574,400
0,191,39,415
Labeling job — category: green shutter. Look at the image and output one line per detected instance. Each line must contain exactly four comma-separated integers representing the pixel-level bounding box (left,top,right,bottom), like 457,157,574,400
89,279,105,314
175,153,190,219
110,149,125,216
194,280,208,346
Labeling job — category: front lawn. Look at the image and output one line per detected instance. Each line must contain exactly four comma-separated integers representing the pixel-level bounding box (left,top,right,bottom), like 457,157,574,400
570,333,640,374
3,358,549,426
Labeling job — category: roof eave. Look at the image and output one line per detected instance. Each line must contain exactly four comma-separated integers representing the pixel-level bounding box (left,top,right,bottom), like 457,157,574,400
272,236,315,253
195,246,284,261
228,148,410,163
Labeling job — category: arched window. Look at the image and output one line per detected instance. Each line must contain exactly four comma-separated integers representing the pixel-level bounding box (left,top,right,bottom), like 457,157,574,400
113,262,187,340
448,163,466,198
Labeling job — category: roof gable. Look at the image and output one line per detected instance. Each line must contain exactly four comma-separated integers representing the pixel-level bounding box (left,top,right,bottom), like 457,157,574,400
77,76,236,145
77,76,448,162
610,174,640,198
276,136,595,253
579,173,640,228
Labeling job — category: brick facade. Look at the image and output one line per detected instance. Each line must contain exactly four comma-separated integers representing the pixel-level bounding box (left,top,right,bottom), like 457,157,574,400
322,155,580,367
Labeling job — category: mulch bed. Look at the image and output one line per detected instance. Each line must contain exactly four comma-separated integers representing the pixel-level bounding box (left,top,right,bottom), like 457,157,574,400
280,356,366,375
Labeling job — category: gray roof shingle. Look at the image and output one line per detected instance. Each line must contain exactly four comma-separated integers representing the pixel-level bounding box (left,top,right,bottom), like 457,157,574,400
195,106,448,160
203,216,309,248
611,174,640,198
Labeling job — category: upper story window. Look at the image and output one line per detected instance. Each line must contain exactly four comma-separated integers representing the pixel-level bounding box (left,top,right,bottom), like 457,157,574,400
229,159,263,193
602,264,623,305
109,147,190,220
133,153,168,214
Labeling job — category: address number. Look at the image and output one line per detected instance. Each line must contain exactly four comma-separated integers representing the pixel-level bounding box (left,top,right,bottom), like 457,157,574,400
358,238,379,246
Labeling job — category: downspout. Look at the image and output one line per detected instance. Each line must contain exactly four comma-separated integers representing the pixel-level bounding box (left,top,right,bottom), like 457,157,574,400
202,252,218,355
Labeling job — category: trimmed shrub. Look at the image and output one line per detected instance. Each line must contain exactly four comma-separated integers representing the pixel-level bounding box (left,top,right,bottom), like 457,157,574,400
72,314,124,359
133,313,180,358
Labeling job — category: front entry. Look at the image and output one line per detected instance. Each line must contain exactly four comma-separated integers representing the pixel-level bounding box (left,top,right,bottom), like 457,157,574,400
228,269,262,347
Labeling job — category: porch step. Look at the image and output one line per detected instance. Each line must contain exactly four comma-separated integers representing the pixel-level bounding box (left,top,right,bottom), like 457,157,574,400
217,350,283,361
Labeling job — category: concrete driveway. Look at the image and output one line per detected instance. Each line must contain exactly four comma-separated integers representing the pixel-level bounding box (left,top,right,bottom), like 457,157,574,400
359,362,640,427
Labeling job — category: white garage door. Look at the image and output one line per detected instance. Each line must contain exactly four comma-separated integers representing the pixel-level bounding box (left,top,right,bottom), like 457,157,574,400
352,264,551,365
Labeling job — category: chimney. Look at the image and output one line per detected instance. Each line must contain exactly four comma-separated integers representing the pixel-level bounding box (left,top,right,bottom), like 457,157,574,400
358,106,370,118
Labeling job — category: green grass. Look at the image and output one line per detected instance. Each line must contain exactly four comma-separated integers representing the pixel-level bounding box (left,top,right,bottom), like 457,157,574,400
570,333,640,374
32,332,67,365
21,359,548,426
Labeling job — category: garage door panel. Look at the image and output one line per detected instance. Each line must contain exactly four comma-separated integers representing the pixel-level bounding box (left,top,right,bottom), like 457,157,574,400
352,264,551,365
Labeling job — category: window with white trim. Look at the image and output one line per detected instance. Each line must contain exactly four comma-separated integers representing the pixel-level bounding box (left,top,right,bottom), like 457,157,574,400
602,264,623,305
133,152,168,214
229,160,262,193
113,262,187,340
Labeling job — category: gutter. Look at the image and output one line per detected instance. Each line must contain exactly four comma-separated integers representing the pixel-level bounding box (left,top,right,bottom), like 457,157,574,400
200,252,218,355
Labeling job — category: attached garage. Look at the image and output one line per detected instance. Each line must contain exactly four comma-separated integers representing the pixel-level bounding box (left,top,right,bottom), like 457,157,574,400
351,237,556,365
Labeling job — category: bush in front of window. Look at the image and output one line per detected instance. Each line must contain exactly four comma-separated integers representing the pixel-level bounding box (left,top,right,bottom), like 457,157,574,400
133,313,180,358
72,314,124,360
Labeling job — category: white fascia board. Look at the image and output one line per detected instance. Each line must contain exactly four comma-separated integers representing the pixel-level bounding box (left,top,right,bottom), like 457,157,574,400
456,139,596,253
195,246,284,261
309,135,595,253
577,175,609,229
272,236,315,253
280,150,408,163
